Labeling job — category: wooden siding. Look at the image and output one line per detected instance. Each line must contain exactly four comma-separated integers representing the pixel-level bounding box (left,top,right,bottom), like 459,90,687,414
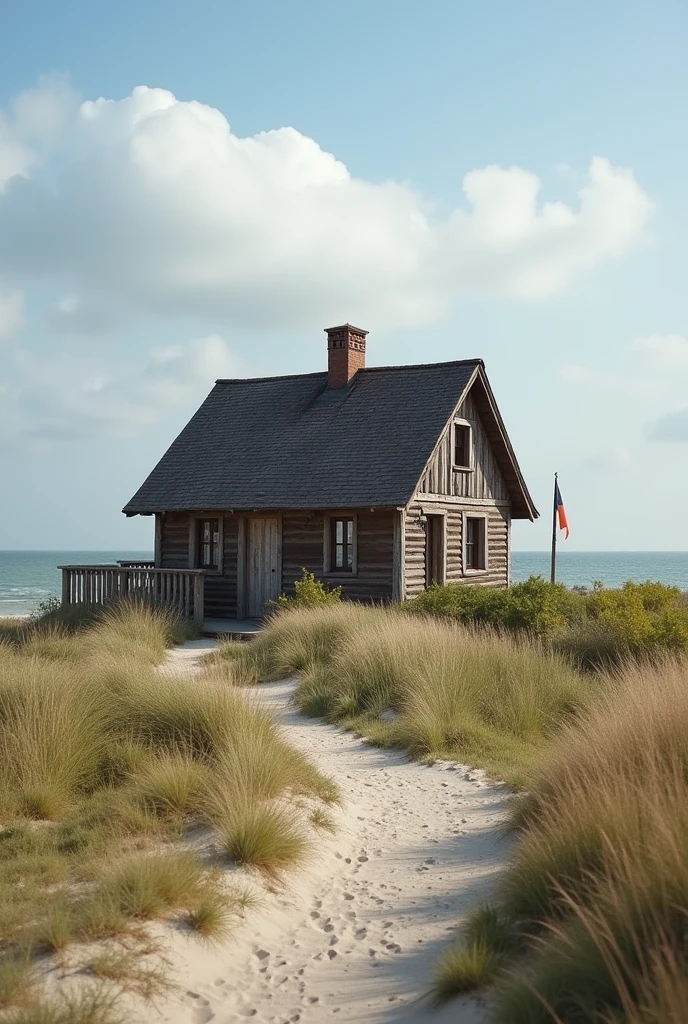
282,509,395,602
159,513,189,569
404,498,510,597
417,391,508,501
160,512,238,618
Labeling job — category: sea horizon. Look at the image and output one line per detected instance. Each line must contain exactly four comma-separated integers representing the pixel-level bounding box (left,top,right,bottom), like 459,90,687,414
2,549,688,616
4,544,688,614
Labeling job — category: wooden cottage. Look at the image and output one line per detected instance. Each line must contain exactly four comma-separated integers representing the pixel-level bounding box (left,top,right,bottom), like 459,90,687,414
112,324,538,619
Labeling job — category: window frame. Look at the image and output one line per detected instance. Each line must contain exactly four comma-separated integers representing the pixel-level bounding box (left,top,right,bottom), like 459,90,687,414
453,418,473,471
189,514,224,574
462,512,488,574
323,513,358,576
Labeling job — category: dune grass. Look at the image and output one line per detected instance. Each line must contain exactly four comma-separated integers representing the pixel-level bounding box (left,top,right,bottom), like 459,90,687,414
431,655,688,1023
247,604,591,785
0,600,336,1016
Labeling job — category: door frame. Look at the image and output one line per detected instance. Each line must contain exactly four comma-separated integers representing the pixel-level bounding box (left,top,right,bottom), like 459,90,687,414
237,512,282,618
424,511,446,587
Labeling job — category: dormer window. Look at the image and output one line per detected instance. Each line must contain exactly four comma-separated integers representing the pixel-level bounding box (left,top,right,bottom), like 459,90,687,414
453,421,472,470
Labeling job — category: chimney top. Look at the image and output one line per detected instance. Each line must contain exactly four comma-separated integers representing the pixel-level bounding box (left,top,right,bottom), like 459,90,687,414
325,323,368,389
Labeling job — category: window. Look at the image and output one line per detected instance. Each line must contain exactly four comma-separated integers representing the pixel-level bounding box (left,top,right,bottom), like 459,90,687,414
464,516,486,571
329,516,355,572
197,518,220,570
454,423,471,469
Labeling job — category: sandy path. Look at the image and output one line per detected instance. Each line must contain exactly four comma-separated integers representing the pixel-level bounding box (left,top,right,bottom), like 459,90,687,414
151,642,512,1024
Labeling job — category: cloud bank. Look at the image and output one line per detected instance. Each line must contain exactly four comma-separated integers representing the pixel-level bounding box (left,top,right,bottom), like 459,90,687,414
1,334,235,443
0,82,654,331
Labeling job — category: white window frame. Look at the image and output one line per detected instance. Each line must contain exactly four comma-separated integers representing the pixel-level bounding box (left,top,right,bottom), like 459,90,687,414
323,512,358,577
453,418,473,471
462,512,488,575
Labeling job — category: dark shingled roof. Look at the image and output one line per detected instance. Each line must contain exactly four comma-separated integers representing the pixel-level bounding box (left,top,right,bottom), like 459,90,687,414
123,360,537,519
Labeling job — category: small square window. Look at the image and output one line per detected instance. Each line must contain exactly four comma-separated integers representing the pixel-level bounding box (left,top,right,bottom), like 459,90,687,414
465,517,486,571
454,423,471,468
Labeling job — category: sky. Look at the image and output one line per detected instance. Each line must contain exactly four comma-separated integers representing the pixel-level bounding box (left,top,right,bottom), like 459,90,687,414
1,0,687,552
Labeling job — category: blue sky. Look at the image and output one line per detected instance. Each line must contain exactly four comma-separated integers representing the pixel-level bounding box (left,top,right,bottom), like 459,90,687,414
1,0,687,551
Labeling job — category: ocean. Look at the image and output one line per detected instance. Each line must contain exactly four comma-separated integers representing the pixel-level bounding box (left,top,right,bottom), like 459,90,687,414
2,550,688,617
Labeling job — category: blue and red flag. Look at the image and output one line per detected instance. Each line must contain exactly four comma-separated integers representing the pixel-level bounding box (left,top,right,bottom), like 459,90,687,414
554,480,570,539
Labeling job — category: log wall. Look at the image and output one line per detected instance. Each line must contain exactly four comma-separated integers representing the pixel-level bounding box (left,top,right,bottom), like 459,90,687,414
160,512,239,618
159,508,396,614
282,509,395,602
404,498,510,597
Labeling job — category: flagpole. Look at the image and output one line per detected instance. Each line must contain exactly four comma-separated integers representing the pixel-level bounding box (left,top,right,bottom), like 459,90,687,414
550,471,557,584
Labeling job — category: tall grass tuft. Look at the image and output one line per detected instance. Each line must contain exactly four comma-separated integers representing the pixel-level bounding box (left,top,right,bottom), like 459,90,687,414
0,600,335,1010
220,802,311,876
258,604,590,784
439,655,688,1023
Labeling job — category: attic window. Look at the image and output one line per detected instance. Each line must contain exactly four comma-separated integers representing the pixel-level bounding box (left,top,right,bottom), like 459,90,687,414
453,422,472,470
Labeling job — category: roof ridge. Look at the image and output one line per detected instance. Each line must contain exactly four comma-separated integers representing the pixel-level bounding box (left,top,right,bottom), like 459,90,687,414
215,370,326,384
360,358,483,373
215,358,483,386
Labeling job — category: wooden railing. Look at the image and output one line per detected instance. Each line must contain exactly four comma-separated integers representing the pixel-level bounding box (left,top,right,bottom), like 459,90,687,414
116,560,156,568
59,565,205,622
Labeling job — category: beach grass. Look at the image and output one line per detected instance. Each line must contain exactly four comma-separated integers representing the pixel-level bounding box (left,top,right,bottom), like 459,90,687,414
433,654,688,1023
249,604,592,785
0,599,336,1015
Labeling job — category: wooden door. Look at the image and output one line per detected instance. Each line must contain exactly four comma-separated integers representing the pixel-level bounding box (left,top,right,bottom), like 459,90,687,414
425,514,445,587
247,517,280,616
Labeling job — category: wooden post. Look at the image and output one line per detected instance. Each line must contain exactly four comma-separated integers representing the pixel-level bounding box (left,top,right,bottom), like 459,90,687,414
61,568,70,607
550,472,558,584
193,573,205,624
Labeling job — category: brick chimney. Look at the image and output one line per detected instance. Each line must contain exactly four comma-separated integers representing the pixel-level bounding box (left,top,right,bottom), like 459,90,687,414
325,323,368,388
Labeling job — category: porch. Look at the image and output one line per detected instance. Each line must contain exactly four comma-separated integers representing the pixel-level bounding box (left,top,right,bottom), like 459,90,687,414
59,564,264,638
59,563,207,622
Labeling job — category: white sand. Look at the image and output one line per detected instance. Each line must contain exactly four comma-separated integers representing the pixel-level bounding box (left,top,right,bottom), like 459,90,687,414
103,642,513,1022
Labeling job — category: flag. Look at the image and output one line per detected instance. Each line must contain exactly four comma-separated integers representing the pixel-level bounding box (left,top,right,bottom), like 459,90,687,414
554,480,570,539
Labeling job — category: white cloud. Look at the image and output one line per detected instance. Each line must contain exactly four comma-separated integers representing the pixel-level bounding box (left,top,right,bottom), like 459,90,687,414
632,333,688,367
0,76,78,188
0,334,236,443
0,290,24,340
0,83,654,330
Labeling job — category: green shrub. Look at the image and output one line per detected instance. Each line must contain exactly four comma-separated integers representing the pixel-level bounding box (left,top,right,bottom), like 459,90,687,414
273,568,342,609
406,576,580,637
